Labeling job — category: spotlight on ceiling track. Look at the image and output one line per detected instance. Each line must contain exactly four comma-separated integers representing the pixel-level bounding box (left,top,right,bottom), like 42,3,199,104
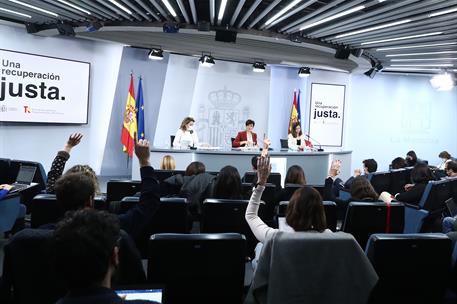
364,62,383,79
253,61,266,73
199,54,215,67
148,48,164,60
430,72,455,91
298,67,311,77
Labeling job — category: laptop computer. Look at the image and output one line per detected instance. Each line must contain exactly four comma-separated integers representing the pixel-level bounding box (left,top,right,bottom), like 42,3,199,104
10,165,37,193
116,285,164,303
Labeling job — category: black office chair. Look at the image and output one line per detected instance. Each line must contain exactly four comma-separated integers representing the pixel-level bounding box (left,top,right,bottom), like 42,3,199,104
30,194,63,228
106,180,141,203
366,233,452,304
280,139,289,149
147,233,246,304
201,199,257,258
231,137,236,147
154,169,185,182
170,135,175,147
389,169,409,195
367,171,391,194
277,201,337,232
341,202,404,249
0,158,12,184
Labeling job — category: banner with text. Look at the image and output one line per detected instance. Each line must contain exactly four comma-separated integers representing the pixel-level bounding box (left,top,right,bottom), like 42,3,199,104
308,83,345,147
0,49,90,124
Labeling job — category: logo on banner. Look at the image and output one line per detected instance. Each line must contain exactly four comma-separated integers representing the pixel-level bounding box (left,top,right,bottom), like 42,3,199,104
24,105,31,113
0,104,6,112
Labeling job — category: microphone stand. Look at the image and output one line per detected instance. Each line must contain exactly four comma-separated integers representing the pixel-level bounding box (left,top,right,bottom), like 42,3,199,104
306,134,324,152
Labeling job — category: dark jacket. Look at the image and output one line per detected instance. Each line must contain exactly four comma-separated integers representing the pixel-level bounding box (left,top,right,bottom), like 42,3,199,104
394,182,427,205
164,173,215,215
0,229,146,304
56,287,158,304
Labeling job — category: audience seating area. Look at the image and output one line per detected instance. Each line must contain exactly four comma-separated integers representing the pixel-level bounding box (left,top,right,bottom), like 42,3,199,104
2,161,457,304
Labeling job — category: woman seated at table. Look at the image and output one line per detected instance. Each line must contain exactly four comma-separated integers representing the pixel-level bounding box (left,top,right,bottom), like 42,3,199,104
232,119,257,148
287,122,312,151
173,117,199,148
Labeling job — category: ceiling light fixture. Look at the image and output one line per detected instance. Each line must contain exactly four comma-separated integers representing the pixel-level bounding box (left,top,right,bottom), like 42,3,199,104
0,6,31,18
377,42,457,51
429,7,457,17
335,19,411,38
199,54,215,67
56,0,91,15
162,0,177,17
299,5,365,31
383,67,442,72
148,48,164,60
361,32,442,45
108,0,132,14
298,67,311,77
386,51,457,57
252,61,266,73
430,72,455,91
390,63,454,67
8,0,58,17
217,0,228,22
265,0,302,26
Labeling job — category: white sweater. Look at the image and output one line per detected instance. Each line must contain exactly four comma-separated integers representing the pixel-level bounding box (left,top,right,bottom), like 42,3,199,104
245,185,331,244
173,129,199,148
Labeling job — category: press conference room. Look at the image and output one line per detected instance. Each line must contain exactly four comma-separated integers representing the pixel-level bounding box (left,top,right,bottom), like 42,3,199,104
1,1,457,303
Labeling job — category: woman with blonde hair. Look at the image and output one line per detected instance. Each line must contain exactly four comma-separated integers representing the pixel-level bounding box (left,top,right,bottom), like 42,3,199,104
173,117,199,148
160,155,176,170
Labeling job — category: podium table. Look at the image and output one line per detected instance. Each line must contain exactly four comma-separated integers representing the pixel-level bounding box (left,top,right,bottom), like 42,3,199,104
132,148,352,186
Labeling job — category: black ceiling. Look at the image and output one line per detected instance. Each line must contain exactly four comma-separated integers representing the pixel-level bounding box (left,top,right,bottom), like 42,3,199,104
1,0,457,74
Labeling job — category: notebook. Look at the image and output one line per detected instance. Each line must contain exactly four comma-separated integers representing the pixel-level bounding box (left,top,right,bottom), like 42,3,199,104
445,198,457,217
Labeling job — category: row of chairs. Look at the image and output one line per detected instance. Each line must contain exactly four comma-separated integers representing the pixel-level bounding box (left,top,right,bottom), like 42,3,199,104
4,230,455,304
367,168,413,195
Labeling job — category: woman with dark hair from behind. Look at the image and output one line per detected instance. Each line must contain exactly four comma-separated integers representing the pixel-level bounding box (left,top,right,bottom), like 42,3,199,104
380,163,433,204
390,157,407,170
350,176,379,201
405,150,426,167
211,165,242,199
246,153,331,245
277,165,307,202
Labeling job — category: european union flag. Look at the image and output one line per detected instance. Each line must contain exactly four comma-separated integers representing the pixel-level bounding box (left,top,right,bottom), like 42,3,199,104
136,77,145,140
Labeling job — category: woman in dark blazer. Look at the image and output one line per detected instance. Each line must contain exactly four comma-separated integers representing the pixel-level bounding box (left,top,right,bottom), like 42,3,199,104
232,119,257,148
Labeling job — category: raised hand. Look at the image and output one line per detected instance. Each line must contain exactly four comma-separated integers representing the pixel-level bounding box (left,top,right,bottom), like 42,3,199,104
64,133,83,153
135,138,151,167
257,155,271,186
354,168,362,177
261,137,271,157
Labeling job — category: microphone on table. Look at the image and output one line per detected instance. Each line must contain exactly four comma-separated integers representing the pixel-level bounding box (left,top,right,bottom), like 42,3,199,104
305,134,324,152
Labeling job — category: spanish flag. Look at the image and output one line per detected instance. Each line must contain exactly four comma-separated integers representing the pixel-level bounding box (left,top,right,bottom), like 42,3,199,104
121,74,137,157
288,90,301,133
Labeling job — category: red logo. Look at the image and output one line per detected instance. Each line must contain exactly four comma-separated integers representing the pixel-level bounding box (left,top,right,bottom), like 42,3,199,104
24,106,31,113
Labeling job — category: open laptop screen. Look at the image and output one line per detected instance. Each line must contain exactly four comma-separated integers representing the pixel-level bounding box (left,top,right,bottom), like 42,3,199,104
115,288,163,303
16,165,37,184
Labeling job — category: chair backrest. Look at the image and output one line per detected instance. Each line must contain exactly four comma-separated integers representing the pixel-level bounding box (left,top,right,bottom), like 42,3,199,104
0,158,12,184
367,171,391,194
201,198,257,257
241,172,281,188
389,169,409,194
154,169,186,182
30,194,64,228
106,179,141,203
258,183,278,225
448,177,457,203
0,193,21,233
170,135,175,147
280,138,288,149
277,201,337,232
2,229,66,304
342,202,404,249
419,179,451,211
366,233,452,303
147,233,246,304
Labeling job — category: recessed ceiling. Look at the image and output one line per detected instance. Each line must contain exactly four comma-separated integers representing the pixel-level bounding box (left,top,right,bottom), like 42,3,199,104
0,0,456,75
